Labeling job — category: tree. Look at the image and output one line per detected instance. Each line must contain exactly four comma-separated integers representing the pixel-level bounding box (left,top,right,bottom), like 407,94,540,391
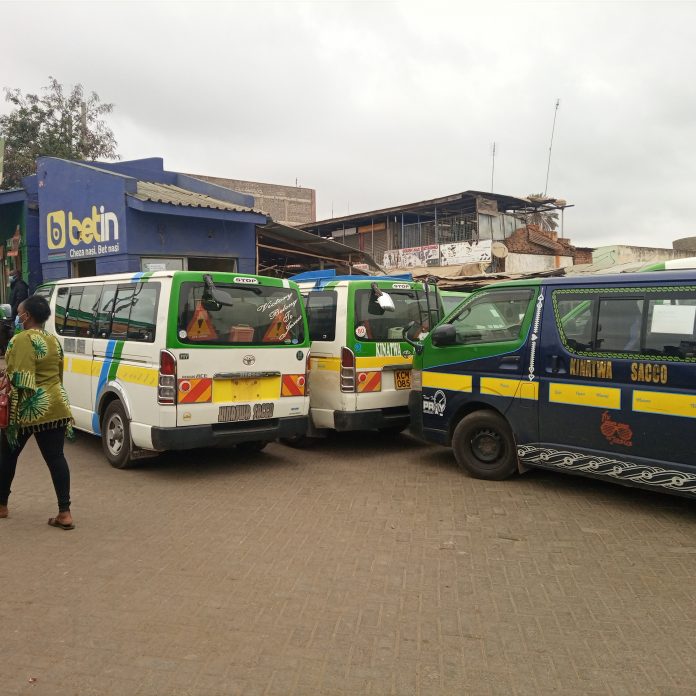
0,76,119,189
522,193,560,232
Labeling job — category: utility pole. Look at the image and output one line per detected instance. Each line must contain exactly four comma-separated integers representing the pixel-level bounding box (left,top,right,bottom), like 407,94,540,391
544,98,560,196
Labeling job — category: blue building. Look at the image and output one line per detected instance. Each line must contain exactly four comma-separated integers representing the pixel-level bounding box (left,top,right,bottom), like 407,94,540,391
0,157,267,297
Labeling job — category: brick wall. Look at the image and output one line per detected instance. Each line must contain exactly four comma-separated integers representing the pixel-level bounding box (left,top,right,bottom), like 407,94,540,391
188,175,316,225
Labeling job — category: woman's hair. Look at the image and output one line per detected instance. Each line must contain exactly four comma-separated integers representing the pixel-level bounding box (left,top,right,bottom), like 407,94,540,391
23,294,52,323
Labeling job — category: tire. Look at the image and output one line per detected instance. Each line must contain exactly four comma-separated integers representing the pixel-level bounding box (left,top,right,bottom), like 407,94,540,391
101,400,133,469
451,411,517,480
236,440,268,454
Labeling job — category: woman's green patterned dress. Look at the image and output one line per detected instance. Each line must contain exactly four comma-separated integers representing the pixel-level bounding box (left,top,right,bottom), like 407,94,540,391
5,329,74,448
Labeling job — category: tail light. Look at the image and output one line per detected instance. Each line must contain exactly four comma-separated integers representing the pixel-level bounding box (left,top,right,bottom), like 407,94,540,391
158,350,177,404
340,346,355,393
305,352,311,396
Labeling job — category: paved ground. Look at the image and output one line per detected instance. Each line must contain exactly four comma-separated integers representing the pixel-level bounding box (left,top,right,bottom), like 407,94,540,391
2,429,696,696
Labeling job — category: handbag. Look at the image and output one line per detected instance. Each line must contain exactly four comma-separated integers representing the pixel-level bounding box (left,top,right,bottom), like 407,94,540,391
0,370,10,429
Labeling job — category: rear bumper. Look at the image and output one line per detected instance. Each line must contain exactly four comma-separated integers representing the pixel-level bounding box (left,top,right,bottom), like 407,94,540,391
150,416,308,450
333,406,410,432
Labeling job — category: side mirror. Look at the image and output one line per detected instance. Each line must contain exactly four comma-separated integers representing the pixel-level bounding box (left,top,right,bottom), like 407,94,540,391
402,321,424,354
431,324,456,347
371,282,395,312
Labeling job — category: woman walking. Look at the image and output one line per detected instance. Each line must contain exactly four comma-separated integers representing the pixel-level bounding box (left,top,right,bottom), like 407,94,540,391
0,295,75,529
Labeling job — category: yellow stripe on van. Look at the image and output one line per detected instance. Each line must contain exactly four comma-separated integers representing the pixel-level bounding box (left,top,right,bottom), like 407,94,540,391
633,390,696,418
356,355,412,369
549,382,621,409
481,377,539,400
213,376,280,403
311,357,340,372
71,357,100,376
115,364,158,388
423,372,473,392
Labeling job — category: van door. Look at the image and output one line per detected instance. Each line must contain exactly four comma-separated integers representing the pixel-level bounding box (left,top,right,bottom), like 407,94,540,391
538,286,696,473
421,287,539,442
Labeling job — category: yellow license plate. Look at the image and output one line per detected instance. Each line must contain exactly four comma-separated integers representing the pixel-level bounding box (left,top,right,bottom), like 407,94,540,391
213,377,280,403
394,369,411,390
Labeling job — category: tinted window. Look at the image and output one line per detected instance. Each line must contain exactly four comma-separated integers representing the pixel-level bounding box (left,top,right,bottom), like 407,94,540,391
54,287,69,334
645,296,696,358
111,286,135,338
354,288,438,342
596,298,644,352
127,284,158,342
63,288,84,336
450,288,534,345
178,282,305,345
305,291,337,341
95,286,117,339
77,285,103,337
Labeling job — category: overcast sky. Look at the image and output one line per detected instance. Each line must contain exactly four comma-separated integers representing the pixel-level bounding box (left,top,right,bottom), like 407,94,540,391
3,0,696,248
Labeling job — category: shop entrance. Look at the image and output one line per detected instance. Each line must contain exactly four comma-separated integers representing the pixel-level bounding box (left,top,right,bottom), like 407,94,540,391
71,259,97,278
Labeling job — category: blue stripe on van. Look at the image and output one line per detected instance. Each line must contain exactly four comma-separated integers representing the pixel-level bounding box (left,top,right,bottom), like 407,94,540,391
131,272,145,282
92,339,118,435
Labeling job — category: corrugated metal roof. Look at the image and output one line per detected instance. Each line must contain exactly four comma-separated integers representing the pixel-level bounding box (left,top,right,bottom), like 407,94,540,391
130,181,266,214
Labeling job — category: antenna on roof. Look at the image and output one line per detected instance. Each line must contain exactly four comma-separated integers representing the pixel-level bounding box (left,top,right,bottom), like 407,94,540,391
491,141,496,192
544,98,560,196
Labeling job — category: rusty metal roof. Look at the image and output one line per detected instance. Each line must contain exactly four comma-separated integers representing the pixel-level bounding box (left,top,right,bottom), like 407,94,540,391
130,181,267,215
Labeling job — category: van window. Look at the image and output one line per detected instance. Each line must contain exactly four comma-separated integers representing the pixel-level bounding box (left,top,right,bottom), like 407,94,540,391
645,296,696,358
92,283,159,342
305,291,337,341
178,281,305,345
449,288,534,344
55,287,69,333
63,287,84,336
77,285,103,337
127,284,158,342
596,298,644,352
354,288,437,342
34,285,54,300
96,286,117,338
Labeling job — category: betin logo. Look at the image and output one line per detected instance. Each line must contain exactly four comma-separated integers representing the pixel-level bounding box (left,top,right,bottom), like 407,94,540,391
46,205,119,250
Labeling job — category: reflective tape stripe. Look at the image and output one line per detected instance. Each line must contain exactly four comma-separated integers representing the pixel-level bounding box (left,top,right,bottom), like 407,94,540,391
422,372,472,392
549,382,621,409
481,377,538,400
633,390,696,418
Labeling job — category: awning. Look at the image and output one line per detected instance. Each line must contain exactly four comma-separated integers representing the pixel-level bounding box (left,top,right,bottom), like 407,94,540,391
257,222,383,275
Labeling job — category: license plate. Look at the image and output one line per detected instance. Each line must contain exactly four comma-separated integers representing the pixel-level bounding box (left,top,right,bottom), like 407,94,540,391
218,402,274,423
394,369,411,390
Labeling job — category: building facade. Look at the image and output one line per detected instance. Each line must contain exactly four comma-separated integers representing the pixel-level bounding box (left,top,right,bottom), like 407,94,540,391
0,157,268,292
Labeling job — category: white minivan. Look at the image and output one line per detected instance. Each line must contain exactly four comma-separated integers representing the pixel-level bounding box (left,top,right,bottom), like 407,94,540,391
36,271,310,467
290,271,442,437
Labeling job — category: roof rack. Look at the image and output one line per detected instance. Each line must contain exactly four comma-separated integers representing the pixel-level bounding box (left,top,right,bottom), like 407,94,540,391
289,269,413,288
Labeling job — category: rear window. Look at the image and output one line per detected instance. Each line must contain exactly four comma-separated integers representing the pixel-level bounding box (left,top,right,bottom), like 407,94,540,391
354,287,439,342
305,291,337,341
178,281,305,345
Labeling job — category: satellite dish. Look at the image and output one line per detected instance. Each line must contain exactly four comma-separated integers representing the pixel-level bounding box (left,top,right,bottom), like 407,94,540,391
492,242,509,259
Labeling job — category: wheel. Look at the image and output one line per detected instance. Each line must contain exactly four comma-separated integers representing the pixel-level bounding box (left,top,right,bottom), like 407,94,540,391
101,400,133,469
236,440,268,454
451,411,517,480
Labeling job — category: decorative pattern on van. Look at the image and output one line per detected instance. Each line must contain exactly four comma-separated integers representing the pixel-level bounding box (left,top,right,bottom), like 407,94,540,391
517,444,696,495
552,286,696,363
528,292,544,382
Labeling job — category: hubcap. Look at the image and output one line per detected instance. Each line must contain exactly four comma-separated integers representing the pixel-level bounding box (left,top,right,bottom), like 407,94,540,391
471,428,502,463
106,414,125,456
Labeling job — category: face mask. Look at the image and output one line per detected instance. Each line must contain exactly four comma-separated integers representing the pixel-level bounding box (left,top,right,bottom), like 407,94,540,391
14,315,21,330
9,276,16,285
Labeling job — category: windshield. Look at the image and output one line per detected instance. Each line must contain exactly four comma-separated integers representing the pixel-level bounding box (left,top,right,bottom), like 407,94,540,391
354,288,440,341
178,281,305,345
